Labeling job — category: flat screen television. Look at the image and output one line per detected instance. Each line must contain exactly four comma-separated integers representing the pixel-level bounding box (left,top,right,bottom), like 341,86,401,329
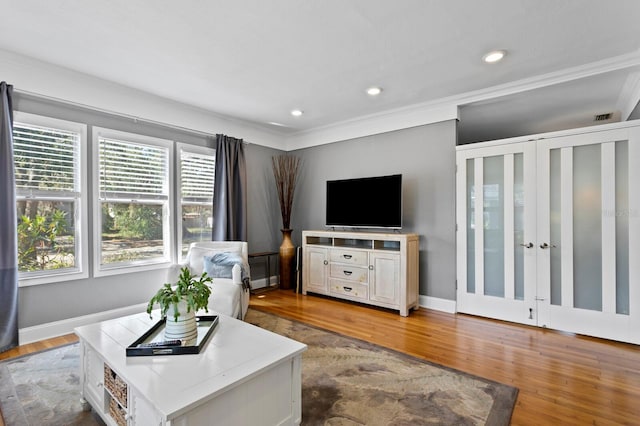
325,174,402,229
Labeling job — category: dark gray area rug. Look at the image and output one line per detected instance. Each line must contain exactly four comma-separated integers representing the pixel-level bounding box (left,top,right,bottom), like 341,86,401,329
0,310,517,425
0,344,103,426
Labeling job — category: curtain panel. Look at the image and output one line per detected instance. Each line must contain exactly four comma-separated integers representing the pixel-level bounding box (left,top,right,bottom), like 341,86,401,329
212,134,247,241
0,81,18,353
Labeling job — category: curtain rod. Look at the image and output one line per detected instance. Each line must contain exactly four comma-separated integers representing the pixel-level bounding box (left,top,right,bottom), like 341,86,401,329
14,88,250,144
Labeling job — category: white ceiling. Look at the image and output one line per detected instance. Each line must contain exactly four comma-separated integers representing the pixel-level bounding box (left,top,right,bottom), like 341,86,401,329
2,0,640,145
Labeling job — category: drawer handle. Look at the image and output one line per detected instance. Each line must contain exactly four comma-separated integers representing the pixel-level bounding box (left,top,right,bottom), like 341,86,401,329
343,254,352,259
343,286,352,292
343,270,352,276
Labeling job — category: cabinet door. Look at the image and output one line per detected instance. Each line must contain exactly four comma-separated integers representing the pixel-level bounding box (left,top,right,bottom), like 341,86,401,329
83,343,105,410
536,127,640,344
130,387,162,426
304,247,328,294
369,252,400,305
456,141,538,325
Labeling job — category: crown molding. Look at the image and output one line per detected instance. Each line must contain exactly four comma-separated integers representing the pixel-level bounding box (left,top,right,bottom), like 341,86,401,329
454,50,640,106
1,48,288,150
286,102,459,150
286,50,640,150
618,69,640,120
5,47,640,152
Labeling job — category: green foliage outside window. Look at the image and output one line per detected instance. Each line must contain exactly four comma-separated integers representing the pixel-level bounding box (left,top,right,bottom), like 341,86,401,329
17,209,74,271
100,203,164,264
102,204,163,240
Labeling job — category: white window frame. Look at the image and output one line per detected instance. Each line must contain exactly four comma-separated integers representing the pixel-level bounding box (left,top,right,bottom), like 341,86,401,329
14,112,89,287
92,127,174,277
175,142,216,262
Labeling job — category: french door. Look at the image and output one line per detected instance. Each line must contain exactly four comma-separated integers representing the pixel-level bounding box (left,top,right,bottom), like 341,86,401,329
536,127,640,343
457,124,640,344
456,141,538,326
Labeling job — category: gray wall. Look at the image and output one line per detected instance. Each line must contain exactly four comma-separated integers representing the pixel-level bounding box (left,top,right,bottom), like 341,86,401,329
14,93,456,328
14,94,284,328
244,143,287,283
291,120,457,300
246,143,285,253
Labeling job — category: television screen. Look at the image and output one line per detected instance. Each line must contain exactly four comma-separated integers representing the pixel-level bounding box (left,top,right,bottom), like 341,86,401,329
326,174,402,229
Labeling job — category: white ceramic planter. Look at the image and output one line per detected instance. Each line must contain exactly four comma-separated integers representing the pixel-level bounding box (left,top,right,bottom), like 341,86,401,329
164,300,197,342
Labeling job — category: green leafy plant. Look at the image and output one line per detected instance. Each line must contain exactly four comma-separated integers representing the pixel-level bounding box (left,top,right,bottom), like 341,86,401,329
17,209,73,271
109,204,163,239
146,267,212,321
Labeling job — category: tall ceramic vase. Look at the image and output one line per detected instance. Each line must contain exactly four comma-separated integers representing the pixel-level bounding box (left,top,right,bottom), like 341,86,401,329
279,229,295,290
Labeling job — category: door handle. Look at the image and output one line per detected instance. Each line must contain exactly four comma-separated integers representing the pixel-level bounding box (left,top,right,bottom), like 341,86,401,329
520,242,533,248
539,243,557,249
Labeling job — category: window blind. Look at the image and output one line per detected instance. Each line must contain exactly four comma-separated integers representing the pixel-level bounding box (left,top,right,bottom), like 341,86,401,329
99,137,168,198
13,123,78,192
181,151,215,203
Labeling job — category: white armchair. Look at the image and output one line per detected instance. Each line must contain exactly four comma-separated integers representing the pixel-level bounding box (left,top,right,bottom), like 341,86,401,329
167,241,251,320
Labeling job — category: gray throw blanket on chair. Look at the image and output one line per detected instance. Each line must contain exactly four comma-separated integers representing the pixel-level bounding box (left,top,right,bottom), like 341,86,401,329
203,252,251,290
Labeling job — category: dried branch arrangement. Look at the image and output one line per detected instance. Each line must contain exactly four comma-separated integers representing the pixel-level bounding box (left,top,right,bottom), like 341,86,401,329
272,155,301,229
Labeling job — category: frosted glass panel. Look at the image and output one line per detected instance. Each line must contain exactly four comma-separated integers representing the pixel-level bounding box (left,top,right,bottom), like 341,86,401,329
573,144,602,311
484,156,504,297
467,159,475,293
615,141,629,315
514,153,524,300
550,149,562,306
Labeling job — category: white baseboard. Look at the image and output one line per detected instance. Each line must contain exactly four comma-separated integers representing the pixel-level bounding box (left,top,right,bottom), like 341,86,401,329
19,303,148,345
419,295,457,314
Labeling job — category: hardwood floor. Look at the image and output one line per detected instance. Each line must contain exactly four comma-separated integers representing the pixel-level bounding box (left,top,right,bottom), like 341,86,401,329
0,334,78,362
2,290,639,425
251,290,640,425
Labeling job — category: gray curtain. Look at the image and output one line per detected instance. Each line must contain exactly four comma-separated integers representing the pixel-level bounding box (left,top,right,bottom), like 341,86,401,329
212,134,247,241
0,81,18,353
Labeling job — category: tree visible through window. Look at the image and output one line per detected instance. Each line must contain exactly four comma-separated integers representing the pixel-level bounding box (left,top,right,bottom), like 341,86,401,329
96,130,171,269
13,120,82,275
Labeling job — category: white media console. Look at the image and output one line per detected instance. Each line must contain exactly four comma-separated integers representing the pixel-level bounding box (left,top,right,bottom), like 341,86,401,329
302,230,419,316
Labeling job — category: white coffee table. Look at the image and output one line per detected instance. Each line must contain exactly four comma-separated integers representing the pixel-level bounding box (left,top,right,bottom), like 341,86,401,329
74,311,307,426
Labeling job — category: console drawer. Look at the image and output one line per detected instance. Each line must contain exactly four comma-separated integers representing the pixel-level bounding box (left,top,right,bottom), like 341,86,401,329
329,264,368,282
329,249,368,266
329,280,368,301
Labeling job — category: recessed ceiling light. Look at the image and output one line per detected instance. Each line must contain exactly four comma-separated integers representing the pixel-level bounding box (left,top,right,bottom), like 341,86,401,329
291,109,303,117
482,50,506,63
366,87,382,96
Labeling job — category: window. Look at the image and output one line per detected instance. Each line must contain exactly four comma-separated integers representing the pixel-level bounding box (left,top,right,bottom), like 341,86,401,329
93,128,173,275
13,112,88,285
177,143,215,260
